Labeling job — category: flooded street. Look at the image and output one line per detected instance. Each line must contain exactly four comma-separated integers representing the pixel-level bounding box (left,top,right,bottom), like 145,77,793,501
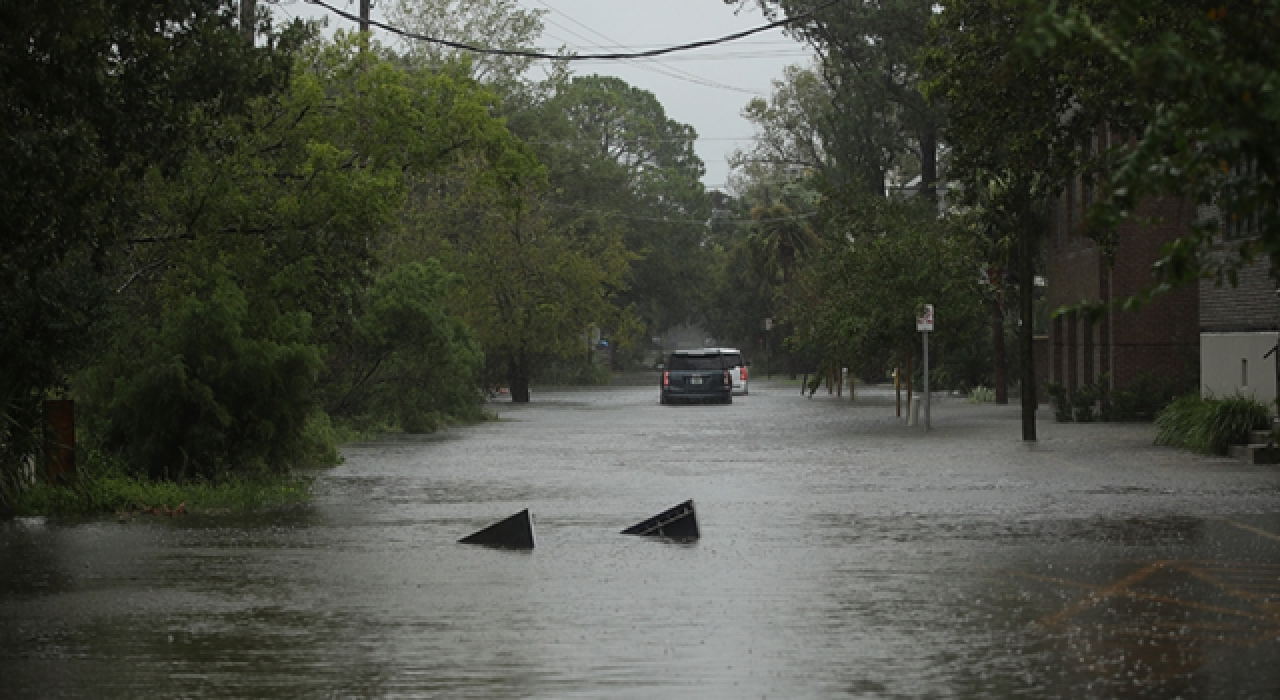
4,381,1280,697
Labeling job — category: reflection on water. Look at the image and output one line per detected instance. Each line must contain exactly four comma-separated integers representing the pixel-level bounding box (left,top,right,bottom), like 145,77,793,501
2,385,1280,697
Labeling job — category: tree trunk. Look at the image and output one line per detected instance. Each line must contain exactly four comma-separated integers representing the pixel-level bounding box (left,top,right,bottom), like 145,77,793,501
788,324,798,379
1019,211,1037,441
508,356,531,404
992,299,1008,404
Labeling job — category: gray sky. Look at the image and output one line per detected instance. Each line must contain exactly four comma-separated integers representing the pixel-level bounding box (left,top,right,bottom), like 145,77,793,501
273,0,814,189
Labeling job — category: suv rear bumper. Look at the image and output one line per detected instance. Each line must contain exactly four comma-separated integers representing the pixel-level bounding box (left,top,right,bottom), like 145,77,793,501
661,387,732,404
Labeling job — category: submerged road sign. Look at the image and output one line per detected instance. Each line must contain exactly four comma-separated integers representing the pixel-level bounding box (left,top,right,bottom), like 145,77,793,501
458,509,536,549
621,500,700,539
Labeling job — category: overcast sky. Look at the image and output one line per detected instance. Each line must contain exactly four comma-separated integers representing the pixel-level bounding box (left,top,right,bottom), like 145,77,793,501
273,0,814,189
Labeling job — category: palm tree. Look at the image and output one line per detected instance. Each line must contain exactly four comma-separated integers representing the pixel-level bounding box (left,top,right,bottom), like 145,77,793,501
746,202,819,285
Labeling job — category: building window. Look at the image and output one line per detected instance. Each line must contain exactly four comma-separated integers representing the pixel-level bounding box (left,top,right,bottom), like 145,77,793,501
1223,159,1262,241
1242,358,1249,388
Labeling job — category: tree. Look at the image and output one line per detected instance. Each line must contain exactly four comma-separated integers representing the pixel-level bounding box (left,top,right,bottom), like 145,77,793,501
731,65,839,178
732,0,946,197
75,33,536,477
1023,0,1280,296
387,0,565,108
924,0,1103,440
538,76,713,340
79,262,326,481
395,160,636,402
326,261,484,433
788,194,985,391
0,0,304,506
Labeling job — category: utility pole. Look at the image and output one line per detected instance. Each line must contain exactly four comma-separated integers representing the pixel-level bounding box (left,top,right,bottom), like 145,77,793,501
360,0,371,33
764,318,773,379
1019,201,1038,441
240,0,256,40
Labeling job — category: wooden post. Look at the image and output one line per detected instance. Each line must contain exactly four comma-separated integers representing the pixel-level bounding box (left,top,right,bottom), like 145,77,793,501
43,400,75,483
360,0,370,32
895,365,901,416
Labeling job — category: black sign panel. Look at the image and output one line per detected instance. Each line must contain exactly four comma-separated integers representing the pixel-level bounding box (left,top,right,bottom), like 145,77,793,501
621,500,699,539
459,509,536,549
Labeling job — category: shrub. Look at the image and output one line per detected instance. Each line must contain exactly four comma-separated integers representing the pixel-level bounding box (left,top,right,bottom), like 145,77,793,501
967,386,995,403
1155,394,1271,455
79,268,328,481
1046,382,1072,422
1072,382,1099,422
323,261,485,434
1109,372,1192,422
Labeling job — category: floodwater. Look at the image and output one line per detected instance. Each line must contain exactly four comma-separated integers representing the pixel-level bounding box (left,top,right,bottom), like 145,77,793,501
3,381,1280,698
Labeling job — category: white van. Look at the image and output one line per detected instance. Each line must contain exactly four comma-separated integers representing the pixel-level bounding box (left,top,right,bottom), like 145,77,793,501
709,347,749,395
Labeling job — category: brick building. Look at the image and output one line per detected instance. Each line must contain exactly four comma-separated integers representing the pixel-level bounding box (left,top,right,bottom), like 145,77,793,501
1199,254,1280,407
1045,190,1200,399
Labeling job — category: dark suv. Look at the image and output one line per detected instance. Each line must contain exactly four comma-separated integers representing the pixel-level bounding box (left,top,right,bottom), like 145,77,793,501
660,350,734,405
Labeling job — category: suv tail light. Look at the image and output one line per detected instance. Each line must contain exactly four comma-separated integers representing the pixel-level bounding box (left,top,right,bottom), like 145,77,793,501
663,371,669,387
723,370,731,387
740,367,747,381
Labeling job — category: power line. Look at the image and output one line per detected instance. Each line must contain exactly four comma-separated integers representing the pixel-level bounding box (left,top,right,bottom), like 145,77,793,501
548,40,803,50
532,0,766,95
303,0,838,61
536,22,763,96
546,201,819,226
522,136,760,145
573,50,813,63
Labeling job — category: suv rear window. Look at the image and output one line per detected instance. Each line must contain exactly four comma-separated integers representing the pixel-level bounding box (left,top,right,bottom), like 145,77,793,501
722,353,743,368
668,354,724,370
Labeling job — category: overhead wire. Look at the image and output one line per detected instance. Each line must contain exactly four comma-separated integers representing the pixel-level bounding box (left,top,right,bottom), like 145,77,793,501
534,21,762,96
573,51,811,64
302,0,835,61
530,0,767,96
546,202,818,226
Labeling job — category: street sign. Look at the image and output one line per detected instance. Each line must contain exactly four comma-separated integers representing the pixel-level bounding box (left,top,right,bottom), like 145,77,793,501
459,509,536,549
621,500,700,539
916,304,934,332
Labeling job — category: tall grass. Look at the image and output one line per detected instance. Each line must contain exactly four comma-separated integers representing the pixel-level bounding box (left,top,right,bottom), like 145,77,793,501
1155,394,1271,455
10,448,312,516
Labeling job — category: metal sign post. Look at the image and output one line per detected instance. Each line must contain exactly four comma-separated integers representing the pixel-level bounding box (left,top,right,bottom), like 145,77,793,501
764,318,773,379
916,304,934,432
